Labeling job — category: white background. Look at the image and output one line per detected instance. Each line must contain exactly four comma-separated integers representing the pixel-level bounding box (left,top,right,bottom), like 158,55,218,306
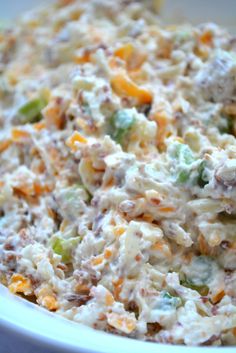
1,0,236,32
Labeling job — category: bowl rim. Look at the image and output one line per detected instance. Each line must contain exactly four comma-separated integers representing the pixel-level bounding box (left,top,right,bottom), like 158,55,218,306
0,284,235,353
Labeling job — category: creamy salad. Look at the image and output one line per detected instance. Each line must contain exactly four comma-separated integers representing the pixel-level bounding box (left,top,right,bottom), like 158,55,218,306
1,0,236,346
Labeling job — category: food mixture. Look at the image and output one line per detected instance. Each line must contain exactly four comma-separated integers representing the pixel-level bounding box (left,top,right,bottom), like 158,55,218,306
1,0,236,346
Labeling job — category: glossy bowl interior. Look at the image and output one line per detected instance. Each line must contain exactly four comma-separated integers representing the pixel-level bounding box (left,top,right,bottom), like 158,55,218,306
1,1,236,352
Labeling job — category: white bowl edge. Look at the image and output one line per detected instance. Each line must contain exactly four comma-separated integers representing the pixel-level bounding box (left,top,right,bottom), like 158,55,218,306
0,285,235,353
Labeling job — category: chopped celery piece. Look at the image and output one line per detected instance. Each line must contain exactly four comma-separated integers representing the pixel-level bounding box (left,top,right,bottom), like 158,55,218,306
170,143,195,184
173,143,195,165
181,278,209,296
52,237,80,263
162,291,182,309
65,183,91,203
197,161,209,188
191,256,214,284
181,256,215,295
18,97,47,124
177,170,190,183
109,109,135,145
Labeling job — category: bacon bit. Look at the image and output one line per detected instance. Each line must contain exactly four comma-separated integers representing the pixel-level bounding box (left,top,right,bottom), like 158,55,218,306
113,278,124,301
57,263,68,272
41,295,58,311
105,292,115,306
11,128,30,142
67,293,91,306
33,121,46,131
111,72,152,105
113,226,126,237
32,160,45,175
211,290,225,304
13,183,34,197
150,198,161,206
66,131,88,151
9,274,32,296
141,213,154,222
93,166,105,173
135,254,142,262
47,208,57,219
98,313,106,321
158,206,176,213
104,248,113,259
107,313,136,334
102,176,115,190
91,255,104,266
199,31,213,46
147,322,162,336
182,252,194,264
75,284,90,295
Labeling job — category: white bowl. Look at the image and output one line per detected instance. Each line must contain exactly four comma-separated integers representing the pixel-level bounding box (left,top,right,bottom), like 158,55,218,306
1,1,236,352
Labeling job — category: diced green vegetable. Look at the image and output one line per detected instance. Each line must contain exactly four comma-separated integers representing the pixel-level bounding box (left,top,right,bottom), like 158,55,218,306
18,97,47,124
172,143,195,165
109,109,135,145
191,256,214,284
65,183,91,203
171,143,195,184
180,278,209,296
181,256,215,295
162,291,182,309
52,237,80,263
197,161,209,188
177,170,190,183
